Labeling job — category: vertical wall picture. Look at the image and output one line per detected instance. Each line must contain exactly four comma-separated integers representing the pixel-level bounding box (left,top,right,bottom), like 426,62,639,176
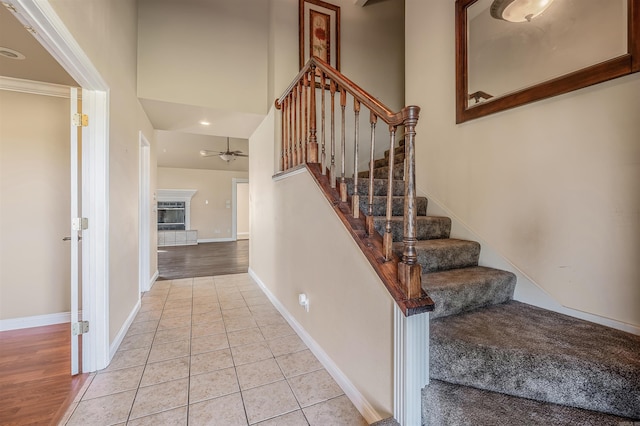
299,0,340,70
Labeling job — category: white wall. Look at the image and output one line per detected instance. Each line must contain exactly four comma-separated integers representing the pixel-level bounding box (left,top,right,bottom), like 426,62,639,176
406,0,640,330
50,0,157,343
0,90,70,320
137,0,269,115
158,167,249,241
250,109,394,420
246,0,407,418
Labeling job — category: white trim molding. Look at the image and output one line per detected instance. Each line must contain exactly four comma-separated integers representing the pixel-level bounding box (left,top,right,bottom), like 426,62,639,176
139,132,152,293
394,305,429,426
232,178,249,241
248,268,382,424
149,270,159,290
109,299,141,361
12,1,109,91
12,0,111,374
0,75,72,97
0,311,82,331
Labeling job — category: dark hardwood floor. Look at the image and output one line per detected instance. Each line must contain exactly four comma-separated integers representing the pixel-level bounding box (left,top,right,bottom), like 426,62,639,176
0,323,89,425
158,240,249,280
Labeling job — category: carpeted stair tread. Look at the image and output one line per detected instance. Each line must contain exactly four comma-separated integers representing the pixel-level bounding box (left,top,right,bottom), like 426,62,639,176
384,144,405,158
422,266,516,318
358,165,403,180
373,216,451,242
423,379,635,426
374,152,404,168
359,196,427,216
393,239,480,273
430,300,640,419
344,177,404,197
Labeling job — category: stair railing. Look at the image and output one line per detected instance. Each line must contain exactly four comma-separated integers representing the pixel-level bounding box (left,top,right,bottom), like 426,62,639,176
275,57,422,300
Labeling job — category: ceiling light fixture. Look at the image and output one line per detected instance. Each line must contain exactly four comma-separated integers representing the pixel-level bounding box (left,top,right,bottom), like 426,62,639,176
219,153,235,162
490,0,555,23
199,120,210,126
0,46,25,60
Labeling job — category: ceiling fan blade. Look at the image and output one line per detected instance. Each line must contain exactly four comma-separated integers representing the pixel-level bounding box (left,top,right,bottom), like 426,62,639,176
199,150,219,157
234,153,249,157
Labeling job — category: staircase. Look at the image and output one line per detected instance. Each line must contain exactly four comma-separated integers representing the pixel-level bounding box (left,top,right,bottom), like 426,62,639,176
357,143,640,425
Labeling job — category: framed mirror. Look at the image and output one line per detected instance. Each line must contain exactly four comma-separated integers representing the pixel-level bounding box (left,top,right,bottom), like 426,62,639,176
456,0,639,123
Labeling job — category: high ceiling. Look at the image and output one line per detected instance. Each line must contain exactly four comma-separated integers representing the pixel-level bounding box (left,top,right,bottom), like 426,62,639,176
0,4,247,172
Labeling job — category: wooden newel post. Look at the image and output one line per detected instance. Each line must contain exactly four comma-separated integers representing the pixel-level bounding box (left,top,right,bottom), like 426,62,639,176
398,105,422,299
308,65,318,163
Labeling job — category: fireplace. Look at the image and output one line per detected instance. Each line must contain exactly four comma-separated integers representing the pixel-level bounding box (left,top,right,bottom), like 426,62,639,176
157,189,198,246
157,201,186,230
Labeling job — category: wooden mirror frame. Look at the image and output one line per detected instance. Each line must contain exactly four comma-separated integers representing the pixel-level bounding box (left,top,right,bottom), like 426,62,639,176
456,0,640,123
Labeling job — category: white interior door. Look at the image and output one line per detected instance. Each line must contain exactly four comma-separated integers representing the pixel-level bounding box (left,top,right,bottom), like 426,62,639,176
69,87,82,375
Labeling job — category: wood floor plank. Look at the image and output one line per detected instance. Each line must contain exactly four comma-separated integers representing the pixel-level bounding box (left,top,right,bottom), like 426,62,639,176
158,240,249,280
0,323,89,426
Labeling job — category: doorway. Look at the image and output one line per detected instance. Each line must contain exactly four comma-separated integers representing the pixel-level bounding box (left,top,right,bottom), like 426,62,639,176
11,0,111,372
233,178,250,241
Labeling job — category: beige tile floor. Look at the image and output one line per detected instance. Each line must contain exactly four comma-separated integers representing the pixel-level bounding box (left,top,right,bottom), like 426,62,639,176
61,273,368,425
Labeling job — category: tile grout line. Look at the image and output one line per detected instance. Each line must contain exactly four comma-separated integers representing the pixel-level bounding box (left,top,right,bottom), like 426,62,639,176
185,276,194,425
125,280,170,424
216,276,252,425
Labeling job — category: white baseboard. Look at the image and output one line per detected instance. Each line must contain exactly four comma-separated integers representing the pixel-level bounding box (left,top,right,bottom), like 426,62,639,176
247,268,382,424
237,232,250,240
549,305,640,336
109,299,141,361
0,311,82,331
198,238,234,243
149,270,159,289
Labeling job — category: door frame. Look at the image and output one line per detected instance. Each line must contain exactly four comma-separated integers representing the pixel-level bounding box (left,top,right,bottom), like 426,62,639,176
231,178,249,241
13,0,111,372
139,132,151,293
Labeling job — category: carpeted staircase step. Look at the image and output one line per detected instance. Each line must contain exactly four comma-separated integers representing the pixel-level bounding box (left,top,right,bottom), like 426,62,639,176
373,216,451,242
345,177,404,197
422,266,516,318
384,144,405,158
430,300,640,419
358,165,403,180
394,239,480,273
374,152,404,168
359,196,427,216
423,379,635,426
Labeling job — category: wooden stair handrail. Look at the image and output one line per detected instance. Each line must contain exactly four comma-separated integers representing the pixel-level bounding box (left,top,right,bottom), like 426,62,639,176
276,57,410,128
274,56,427,309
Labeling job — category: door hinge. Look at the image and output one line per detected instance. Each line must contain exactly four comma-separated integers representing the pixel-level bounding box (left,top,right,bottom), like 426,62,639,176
72,321,89,336
72,217,88,231
72,113,88,127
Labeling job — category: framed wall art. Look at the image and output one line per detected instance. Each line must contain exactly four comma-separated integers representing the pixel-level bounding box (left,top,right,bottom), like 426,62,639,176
299,0,341,70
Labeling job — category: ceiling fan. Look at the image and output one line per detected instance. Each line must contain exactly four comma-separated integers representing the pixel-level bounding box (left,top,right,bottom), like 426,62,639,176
200,137,248,162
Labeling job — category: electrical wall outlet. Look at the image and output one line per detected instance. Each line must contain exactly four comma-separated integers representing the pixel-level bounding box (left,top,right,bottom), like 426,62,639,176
298,293,309,312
